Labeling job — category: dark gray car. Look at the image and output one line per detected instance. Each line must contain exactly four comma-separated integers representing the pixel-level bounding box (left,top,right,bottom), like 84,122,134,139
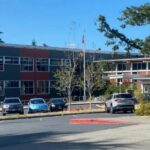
48,98,68,111
1,97,24,116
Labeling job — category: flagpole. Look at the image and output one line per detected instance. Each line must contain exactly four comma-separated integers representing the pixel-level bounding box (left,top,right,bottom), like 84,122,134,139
82,34,86,101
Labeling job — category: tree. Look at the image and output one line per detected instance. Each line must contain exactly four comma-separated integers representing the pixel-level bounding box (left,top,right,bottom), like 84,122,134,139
97,3,150,54
54,51,81,111
85,61,107,109
32,40,36,46
0,31,4,43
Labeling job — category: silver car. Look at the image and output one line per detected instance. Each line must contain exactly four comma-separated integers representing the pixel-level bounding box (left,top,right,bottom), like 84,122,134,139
1,97,24,116
105,93,135,113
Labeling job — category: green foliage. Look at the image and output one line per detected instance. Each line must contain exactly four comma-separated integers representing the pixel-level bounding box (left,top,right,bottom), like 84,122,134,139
134,87,144,103
0,31,4,43
104,84,120,96
135,102,150,116
85,61,107,99
119,3,150,26
104,83,131,96
97,3,150,54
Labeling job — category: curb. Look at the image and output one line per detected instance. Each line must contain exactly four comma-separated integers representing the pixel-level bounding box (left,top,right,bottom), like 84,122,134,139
0,109,105,121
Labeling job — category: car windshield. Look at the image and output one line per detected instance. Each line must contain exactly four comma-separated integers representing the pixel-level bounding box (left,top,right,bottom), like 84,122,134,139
4,98,20,104
31,99,45,104
51,99,64,103
115,94,132,98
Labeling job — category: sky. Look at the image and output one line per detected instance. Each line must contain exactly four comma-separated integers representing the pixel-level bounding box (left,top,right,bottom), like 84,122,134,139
0,0,149,52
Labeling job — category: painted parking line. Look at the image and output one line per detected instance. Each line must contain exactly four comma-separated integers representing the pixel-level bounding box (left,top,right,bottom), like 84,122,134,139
69,118,137,125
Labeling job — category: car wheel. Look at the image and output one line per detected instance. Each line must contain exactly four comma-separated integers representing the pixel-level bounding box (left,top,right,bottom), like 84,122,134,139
105,104,109,113
20,111,24,115
110,106,115,114
50,107,53,112
2,113,6,116
28,109,33,114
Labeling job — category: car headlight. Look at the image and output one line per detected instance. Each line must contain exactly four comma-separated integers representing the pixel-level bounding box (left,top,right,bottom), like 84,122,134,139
51,103,55,107
3,104,9,109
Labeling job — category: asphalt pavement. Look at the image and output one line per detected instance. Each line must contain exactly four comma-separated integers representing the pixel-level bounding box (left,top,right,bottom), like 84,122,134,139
0,112,145,150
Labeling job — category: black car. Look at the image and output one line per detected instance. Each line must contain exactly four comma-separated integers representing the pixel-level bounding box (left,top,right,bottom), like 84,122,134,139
1,97,24,116
49,98,68,111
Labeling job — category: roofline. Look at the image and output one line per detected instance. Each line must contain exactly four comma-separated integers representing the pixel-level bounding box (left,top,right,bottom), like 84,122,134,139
94,57,150,63
0,43,141,55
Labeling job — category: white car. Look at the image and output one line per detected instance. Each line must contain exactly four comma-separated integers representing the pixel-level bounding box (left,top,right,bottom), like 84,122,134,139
105,93,135,113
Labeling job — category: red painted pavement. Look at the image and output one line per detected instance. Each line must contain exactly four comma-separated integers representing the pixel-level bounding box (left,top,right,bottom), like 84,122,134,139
69,118,135,125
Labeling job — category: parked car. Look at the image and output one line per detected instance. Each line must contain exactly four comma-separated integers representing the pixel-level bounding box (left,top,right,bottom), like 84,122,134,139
105,93,135,113
48,98,68,111
1,97,24,116
144,93,150,101
28,98,49,113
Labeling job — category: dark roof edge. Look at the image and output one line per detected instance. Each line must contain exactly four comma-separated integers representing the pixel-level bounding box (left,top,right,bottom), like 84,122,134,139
0,43,141,55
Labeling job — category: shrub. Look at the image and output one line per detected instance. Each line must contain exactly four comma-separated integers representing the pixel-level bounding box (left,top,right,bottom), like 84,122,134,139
135,102,150,116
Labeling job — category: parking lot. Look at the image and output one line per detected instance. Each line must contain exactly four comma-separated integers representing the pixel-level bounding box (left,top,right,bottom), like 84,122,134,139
1,112,150,150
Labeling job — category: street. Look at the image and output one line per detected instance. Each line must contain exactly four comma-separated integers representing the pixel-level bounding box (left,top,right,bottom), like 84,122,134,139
0,112,146,150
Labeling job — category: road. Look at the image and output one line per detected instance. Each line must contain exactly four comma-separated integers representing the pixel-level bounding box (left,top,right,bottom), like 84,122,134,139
0,112,140,150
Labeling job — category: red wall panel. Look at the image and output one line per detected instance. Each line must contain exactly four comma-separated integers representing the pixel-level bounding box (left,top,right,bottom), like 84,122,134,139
20,48,49,57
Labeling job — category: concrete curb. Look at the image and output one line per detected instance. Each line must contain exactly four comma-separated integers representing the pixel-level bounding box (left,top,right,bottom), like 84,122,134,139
0,109,105,121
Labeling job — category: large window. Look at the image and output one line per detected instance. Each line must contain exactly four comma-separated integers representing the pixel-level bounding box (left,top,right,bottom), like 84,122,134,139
117,63,127,71
5,80,20,88
0,81,4,96
21,81,34,95
132,62,146,70
20,57,33,72
0,56,4,71
5,56,19,65
37,80,49,94
50,59,71,66
106,63,116,71
36,58,49,71
50,59,62,66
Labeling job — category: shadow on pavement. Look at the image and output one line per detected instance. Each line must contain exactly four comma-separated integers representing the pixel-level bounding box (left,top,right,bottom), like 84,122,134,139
0,131,133,150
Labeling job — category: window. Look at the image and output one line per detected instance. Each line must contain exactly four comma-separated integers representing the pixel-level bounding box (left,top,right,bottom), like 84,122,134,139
117,63,127,71
5,81,19,88
0,81,4,96
148,63,150,69
0,57,4,71
21,81,34,95
65,59,71,66
50,59,62,66
132,62,146,70
5,56,19,64
20,57,33,72
106,63,116,71
36,58,48,71
37,80,49,94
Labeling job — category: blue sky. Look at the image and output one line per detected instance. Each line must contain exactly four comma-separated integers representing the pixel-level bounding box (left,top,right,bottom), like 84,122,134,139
0,0,149,51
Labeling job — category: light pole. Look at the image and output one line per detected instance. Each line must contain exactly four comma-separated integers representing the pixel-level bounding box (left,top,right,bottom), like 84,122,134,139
82,34,86,101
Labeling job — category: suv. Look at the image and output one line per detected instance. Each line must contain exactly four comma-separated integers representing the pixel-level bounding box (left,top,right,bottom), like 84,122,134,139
105,93,135,113
2,97,24,116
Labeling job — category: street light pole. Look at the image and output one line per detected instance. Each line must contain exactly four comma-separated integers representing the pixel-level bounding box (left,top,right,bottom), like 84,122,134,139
82,34,86,101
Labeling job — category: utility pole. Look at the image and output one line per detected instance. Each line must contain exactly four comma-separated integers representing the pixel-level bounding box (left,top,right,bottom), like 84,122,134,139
82,34,86,101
